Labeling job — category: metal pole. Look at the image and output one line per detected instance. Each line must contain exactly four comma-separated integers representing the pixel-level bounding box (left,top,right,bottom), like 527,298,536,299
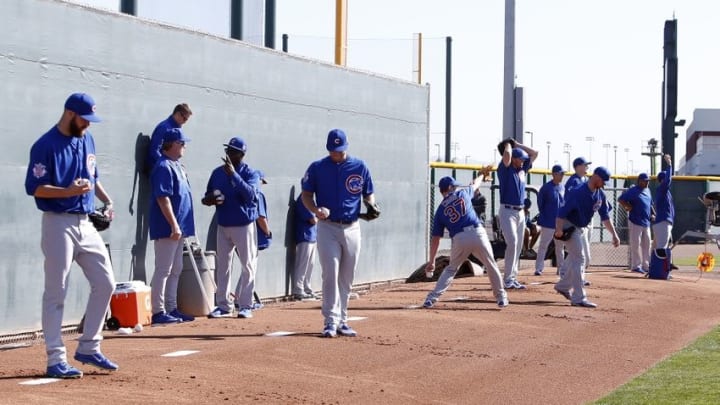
334,0,348,66
120,0,136,15
230,0,243,40
546,141,551,169
445,36,452,163
264,0,276,49
282,34,288,52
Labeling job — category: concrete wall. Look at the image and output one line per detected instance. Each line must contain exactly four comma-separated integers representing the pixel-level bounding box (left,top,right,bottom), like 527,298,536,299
0,0,429,334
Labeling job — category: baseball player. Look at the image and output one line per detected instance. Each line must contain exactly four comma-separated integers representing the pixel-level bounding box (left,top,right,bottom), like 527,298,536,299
554,167,620,308
149,128,196,324
146,103,192,171
202,137,260,319
534,164,566,276
293,193,319,300
255,170,272,251
25,93,118,378
653,154,675,250
566,157,593,285
301,129,376,338
618,172,653,274
423,174,508,308
497,140,538,289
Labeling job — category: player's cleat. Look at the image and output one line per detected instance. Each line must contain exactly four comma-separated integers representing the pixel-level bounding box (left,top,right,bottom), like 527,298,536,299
151,311,182,325
497,296,509,308
631,267,647,274
322,324,337,338
237,308,253,319
422,297,437,308
554,286,572,301
534,270,543,276
169,308,195,322
251,302,264,310
504,279,527,290
571,300,598,308
208,307,233,318
583,279,592,286
337,324,357,337
73,352,119,371
46,362,83,379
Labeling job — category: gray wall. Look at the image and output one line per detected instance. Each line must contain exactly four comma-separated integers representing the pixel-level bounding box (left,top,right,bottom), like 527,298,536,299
0,0,429,334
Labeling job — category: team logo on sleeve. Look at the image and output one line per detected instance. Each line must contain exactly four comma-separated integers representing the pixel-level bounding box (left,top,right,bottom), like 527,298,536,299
32,163,47,178
87,154,97,177
345,174,364,194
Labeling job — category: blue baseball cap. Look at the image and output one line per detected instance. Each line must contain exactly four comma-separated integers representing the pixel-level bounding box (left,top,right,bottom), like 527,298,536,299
638,173,649,181
64,93,101,122
163,128,191,143
552,164,565,174
593,166,611,182
326,129,348,152
573,157,591,167
439,176,462,192
224,137,247,153
511,148,529,160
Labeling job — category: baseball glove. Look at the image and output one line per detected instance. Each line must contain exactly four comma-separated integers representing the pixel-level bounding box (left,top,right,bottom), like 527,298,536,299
554,226,576,241
89,207,112,232
496,138,516,155
359,200,381,221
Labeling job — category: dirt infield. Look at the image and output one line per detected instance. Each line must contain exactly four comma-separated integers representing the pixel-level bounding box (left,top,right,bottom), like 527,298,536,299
2,247,720,405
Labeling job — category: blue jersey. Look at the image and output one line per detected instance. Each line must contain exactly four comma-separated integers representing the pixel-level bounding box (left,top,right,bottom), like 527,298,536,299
619,185,652,227
497,159,531,206
149,156,196,240
205,163,259,227
564,174,586,192
537,180,564,229
431,187,481,238
654,166,674,224
301,155,374,223
25,126,100,213
256,190,271,250
294,195,317,243
146,116,180,170
558,183,611,228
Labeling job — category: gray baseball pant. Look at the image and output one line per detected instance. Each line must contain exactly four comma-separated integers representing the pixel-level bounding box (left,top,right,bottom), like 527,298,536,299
317,221,361,327
535,227,565,274
151,237,184,314
293,241,317,296
499,206,525,283
555,225,587,304
41,212,115,367
629,222,651,271
427,226,506,303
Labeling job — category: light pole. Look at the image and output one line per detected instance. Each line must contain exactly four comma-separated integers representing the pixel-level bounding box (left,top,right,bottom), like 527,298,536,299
613,145,618,174
434,143,441,161
464,155,471,164
602,144,611,168
585,136,595,161
451,142,459,163
524,131,534,148
546,141,551,169
563,143,572,170
624,148,630,174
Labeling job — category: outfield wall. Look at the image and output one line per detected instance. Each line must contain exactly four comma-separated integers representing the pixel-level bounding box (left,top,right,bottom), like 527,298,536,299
0,0,429,334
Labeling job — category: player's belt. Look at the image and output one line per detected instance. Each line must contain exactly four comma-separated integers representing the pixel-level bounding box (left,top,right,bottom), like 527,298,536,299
463,224,479,232
503,204,523,211
329,219,357,225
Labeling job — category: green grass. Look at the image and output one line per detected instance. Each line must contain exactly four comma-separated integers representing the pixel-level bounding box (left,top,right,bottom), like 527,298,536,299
592,326,720,404
674,256,701,266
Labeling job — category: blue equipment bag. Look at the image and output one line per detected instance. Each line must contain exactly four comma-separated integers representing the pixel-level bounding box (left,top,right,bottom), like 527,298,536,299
648,248,672,280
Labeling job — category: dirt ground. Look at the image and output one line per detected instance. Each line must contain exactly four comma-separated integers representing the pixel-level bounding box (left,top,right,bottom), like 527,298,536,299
2,244,720,405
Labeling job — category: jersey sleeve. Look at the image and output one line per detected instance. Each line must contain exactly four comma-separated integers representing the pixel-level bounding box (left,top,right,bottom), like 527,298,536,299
25,141,52,196
151,162,175,199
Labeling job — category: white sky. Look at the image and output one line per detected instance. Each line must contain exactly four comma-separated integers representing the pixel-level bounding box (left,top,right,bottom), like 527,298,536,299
71,0,720,174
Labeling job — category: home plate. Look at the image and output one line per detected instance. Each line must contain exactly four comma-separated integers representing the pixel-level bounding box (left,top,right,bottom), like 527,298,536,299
161,350,199,357
265,331,297,337
346,316,367,321
19,378,60,385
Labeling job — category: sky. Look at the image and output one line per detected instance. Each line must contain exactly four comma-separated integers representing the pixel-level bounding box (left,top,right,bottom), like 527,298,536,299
71,0,720,174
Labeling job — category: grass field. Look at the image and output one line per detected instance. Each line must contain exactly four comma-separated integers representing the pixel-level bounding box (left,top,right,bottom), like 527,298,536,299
594,326,720,404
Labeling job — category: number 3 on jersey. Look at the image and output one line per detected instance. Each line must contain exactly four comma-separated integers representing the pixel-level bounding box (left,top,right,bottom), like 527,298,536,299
443,197,466,223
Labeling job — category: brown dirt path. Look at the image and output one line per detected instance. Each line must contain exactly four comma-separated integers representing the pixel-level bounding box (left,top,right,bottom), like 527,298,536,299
1,257,719,404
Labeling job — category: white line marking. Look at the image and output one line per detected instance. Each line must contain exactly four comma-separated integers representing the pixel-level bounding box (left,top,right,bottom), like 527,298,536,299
346,316,367,321
265,331,297,337
450,296,470,301
19,378,60,385
161,350,199,357
406,305,422,309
